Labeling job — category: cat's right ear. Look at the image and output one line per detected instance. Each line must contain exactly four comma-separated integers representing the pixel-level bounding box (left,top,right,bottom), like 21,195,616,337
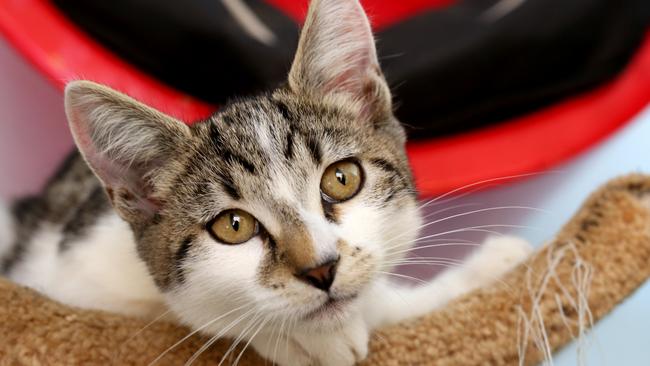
64,81,191,223
288,0,392,123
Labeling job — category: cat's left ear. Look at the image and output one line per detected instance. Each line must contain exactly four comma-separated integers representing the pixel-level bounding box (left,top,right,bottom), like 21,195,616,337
288,0,392,123
64,81,191,223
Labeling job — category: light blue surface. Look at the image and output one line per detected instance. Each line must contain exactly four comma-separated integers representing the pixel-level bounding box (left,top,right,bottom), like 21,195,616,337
516,106,650,365
413,106,650,365
552,281,650,366
513,106,650,246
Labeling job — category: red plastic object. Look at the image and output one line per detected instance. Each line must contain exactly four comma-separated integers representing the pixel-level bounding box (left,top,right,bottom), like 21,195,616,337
266,0,456,29
0,0,648,196
0,0,214,121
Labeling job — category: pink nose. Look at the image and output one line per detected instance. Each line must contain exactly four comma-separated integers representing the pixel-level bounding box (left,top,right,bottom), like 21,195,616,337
296,258,338,292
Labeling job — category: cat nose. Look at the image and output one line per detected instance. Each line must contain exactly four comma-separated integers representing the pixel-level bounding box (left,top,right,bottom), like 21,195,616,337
296,258,339,292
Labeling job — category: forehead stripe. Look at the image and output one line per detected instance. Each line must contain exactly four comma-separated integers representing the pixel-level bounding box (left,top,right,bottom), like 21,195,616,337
321,200,338,223
174,235,195,284
208,121,257,175
305,135,323,165
223,149,257,174
219,172,241,200
285,127,295,160
221,114,235,125
273,99,294,123
370,158,402,178
208,121,222,146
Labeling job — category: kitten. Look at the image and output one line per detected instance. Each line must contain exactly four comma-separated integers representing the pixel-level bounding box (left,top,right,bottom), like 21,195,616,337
0,0,532,364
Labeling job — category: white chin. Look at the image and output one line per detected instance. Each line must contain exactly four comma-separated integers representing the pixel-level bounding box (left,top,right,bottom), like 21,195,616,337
301,297,355,327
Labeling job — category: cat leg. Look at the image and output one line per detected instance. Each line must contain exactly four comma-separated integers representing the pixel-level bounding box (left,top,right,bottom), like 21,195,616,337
251,332,313,366
365,235,533,328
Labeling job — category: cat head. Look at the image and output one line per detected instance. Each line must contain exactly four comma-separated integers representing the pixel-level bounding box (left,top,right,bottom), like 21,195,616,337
64,0,420,331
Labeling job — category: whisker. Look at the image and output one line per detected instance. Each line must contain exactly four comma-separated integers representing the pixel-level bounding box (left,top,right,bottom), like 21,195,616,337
375,271,427,285
387,241,480,257
420,202,481,220
113,309,171,363
385,262,462,270
419,184,497,209
383,207,544,251
383,226,507,253
411,224,539,243
184,307,258,366
382,236,475,253
380,264,518,297
273,316,288,364
286,315,298,361
424,206,549,227
233,316,272,366
419,171,559,210
147,304,251,366
386,256,465,264
216,312,264,366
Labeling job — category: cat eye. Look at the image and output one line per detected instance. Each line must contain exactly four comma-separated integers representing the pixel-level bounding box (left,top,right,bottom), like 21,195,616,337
320,160,363,202
208,209,259,245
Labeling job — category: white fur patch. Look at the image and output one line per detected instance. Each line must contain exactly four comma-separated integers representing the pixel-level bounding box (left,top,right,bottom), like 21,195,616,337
365,235,533,328
269,170,299,204
165,233,268,337
9,213,163,317
301,209,338,260
255,122,274,155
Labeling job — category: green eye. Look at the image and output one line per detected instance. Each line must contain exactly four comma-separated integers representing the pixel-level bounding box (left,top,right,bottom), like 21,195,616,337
320,160,363,202
208,209,259,244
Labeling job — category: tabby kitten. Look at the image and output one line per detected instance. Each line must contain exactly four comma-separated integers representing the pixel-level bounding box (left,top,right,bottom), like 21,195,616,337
0,0,531,364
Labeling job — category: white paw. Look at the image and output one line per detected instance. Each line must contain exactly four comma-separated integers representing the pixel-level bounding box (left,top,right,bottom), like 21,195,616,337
297,316,369,366
463,235,533,285
251,331,312,366
253,316,370,366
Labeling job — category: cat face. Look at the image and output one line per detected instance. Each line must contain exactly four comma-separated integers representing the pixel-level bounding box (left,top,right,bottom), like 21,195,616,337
64,0,420,331
162,91,419,330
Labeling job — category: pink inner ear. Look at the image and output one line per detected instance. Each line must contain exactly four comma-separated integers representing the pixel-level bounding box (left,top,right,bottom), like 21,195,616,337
95,155,162,217
72,121,127,192
310,0,379,99
70,114,161,217
132,188,162,216
323,46,384,120
325,56,372,96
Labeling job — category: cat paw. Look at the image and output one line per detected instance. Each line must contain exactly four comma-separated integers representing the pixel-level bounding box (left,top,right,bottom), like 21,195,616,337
464,235,533,285
252,315,370,366
251,332,313,366
295,316,369,366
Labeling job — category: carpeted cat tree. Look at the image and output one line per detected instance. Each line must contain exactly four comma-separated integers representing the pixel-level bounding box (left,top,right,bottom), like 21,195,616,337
1,174,649,365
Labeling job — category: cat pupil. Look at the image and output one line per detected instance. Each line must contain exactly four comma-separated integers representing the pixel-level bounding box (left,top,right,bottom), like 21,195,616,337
336,169,347,185
230,213,241,231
